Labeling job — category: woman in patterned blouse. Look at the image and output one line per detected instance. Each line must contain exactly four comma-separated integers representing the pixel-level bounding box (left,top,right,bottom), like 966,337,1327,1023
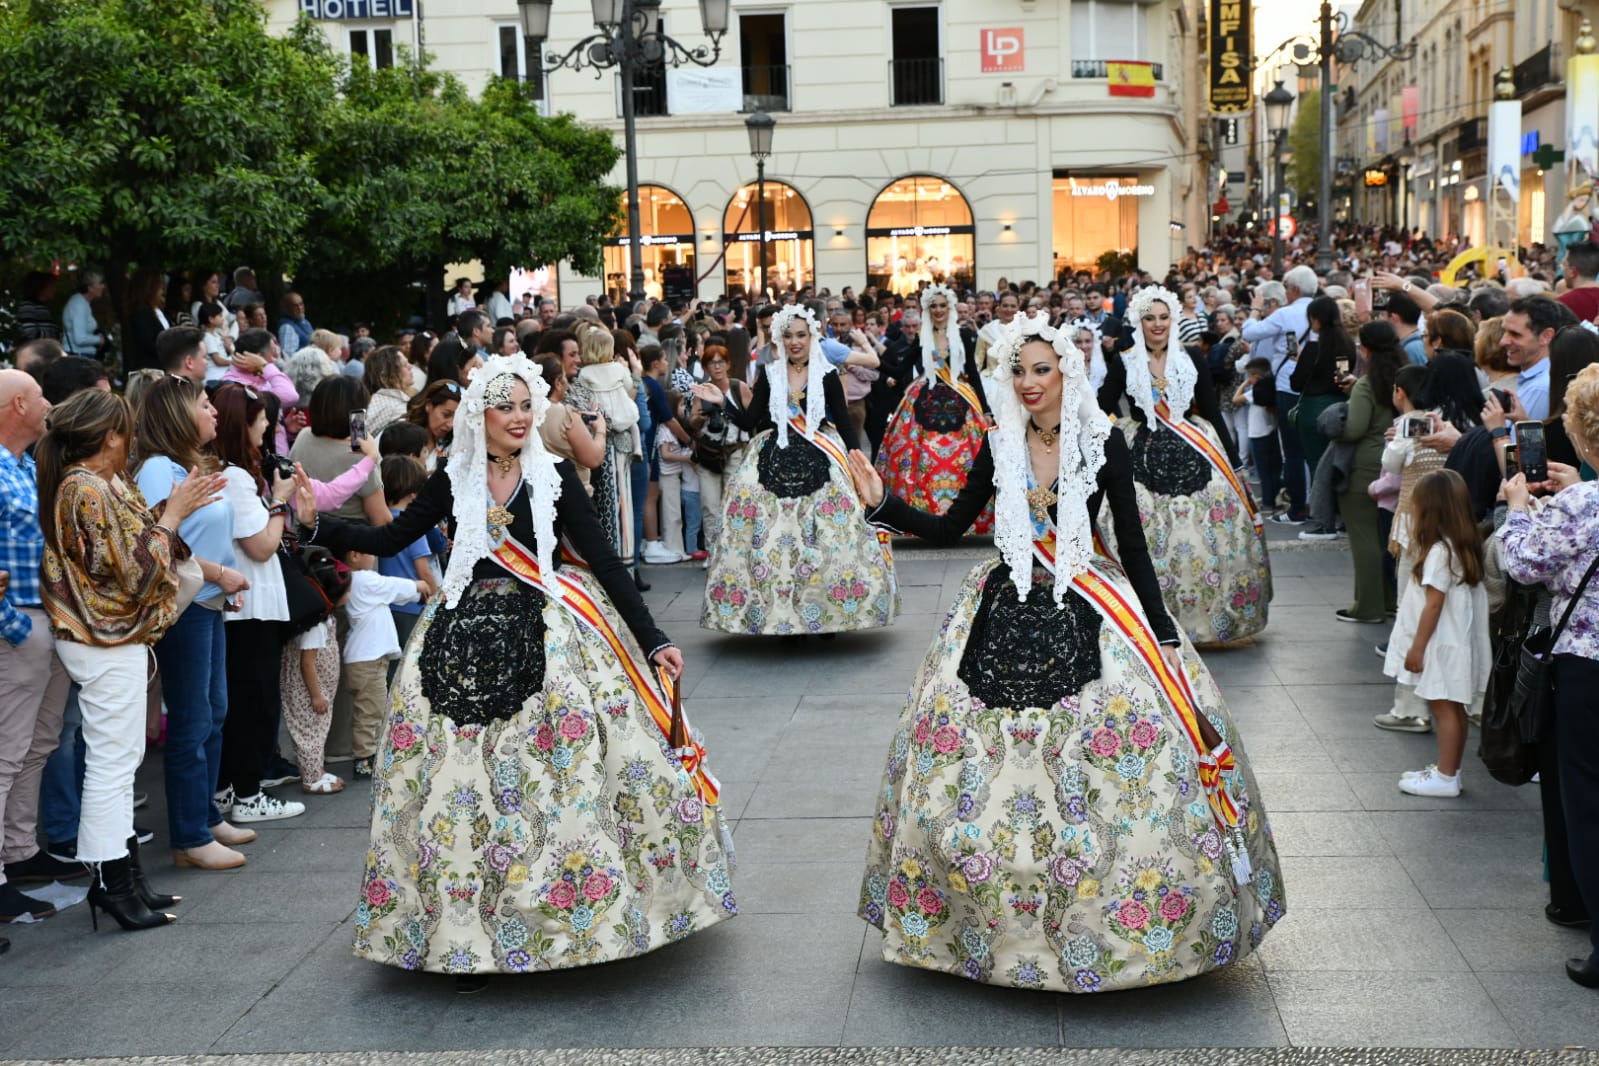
1501,363,1599,990
37,389,224,932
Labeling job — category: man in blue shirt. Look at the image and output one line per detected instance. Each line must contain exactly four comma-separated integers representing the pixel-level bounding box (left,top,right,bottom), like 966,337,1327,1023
61,272,106,358
0,370,79,930
639,345,688,565
1502,296,1569,421
1241,267,1318,522
1386,294,1429,365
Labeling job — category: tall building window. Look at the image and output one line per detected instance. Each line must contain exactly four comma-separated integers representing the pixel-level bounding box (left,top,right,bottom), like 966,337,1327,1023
603,186,696,304
723,180,814,297
889,6,942,106
496,24,547,105
740,13,790,111
349,28,394,71
865,176,975,296
1069,1,1147,62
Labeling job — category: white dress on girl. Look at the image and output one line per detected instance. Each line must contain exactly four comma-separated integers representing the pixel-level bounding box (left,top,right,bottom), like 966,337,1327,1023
1382,542,1492,704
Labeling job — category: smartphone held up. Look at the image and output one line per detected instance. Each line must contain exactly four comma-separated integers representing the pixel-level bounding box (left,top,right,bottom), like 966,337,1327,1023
349,409,369,453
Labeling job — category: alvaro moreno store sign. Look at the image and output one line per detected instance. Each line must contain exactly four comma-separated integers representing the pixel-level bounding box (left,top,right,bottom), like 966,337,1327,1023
1070,182,1157,201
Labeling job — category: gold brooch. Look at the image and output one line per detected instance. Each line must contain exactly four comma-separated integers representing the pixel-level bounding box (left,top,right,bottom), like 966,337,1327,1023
1024,485,1058,522
487,505,515,540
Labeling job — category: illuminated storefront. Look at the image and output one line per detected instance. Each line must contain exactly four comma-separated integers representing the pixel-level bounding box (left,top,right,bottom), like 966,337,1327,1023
1050,174,1153,275
602,185,696,302
723,179,814,297
865,176,976,296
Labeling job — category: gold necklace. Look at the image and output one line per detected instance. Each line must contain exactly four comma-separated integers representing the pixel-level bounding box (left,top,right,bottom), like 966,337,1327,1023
1029,420,1061,448
487,450,520,475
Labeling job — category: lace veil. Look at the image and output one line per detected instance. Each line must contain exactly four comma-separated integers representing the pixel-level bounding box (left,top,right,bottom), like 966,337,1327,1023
919,283,967,382
985,311,1111,603
766,305,831,449
440,354,564,608
1120,285,1196,427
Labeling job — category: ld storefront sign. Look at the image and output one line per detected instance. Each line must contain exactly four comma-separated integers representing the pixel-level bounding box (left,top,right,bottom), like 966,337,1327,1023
980,28,1025,74
1207,0,1252,115
299,0,412,17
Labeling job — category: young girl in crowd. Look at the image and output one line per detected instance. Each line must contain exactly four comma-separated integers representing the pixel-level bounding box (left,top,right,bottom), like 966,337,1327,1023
198,302,232,382
1233,356,1280,514
1382,469,1492,797
1373,364,1447,733
376,456,438,684
280,557,353,795
340,547,427,778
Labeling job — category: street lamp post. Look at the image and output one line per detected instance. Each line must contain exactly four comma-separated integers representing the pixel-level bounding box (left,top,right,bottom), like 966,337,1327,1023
744,110,776,301
1264,80,1295,277
519,0,730,305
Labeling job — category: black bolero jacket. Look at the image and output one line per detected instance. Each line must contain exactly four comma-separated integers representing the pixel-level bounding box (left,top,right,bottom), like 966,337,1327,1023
308,460,671,655
1097,346,1239,467
733,370,861,452
866,432,1179,645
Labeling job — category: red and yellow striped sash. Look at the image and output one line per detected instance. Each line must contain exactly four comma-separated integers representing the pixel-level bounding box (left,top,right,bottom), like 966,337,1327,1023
1152,400,1263,532
1031,534,1243,840
488,535,720,806
936,367,991,430
788,414,896,577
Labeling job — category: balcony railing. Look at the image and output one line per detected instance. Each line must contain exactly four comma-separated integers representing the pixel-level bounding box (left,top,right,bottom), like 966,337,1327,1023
1070,60,1165,81
1456,116,1486,152
741,63,791,112
629,75,668,118
1515,44,1554,96
889,57,943,106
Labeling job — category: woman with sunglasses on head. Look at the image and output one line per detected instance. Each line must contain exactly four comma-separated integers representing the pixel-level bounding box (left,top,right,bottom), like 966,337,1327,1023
875,284,993,533
1097,286,1270,645
847,312,1284,992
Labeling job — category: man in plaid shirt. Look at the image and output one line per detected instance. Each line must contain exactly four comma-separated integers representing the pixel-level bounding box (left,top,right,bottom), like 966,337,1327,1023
0,370,79,936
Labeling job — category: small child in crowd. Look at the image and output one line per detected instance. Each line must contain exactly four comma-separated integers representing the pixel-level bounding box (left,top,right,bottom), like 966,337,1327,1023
198,301,232,382
1233,357,1281,513
341,547,428,778
377,456,438,685
656,396,704,561
1381,469,1492,797
280,556,353,795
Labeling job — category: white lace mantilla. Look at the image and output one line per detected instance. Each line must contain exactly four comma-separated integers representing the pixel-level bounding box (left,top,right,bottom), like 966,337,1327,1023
441,354,564,609
984,311,1111,603
919,283,966,383
1121,286,1194,427
767,305,832,448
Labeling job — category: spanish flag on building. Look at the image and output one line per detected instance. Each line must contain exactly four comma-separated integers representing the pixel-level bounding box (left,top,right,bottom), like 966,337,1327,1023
1107,61,1156,98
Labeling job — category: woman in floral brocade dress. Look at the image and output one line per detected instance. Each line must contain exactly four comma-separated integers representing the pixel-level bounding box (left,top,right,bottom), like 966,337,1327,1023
876,284,993,533
1097,286,1271,645
698,305,896,636
847,312,1284,993
299,355,734,986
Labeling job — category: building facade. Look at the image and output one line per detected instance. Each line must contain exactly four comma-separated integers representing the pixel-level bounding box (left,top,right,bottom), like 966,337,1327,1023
267,0,1209,301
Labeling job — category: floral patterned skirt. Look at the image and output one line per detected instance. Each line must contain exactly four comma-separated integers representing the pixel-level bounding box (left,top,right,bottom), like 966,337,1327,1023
1100,418,1272,645
353,569,736,974
702,428,897,635
875,378,993,535
859,558,1286,993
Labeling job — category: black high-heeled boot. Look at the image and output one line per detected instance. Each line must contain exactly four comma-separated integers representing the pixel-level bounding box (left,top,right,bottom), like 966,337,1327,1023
125,834,180,910
87,855,176,932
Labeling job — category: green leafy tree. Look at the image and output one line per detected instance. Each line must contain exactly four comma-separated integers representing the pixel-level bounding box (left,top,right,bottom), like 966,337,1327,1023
0,0,339,294
294,64,622,330
1286,89,1323,203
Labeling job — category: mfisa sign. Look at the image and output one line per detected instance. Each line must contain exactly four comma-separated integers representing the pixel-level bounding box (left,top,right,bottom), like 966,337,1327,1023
1208,0,1252,115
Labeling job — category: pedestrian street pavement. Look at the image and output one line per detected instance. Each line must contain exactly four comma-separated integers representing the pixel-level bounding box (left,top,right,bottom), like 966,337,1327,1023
2,537,1597,1064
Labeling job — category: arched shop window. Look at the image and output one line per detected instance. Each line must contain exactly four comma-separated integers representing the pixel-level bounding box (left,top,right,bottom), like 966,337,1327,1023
866,176,976,296
722,179,814,297
603,185,696,303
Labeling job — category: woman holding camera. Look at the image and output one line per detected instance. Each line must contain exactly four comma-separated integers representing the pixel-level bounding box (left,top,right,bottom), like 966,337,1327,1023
210,383,306,826
1334,321,1402,624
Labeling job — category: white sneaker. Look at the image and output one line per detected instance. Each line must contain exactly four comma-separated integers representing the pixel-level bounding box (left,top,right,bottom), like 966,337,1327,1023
641,541,684,565
213,786,234,816
231,791,307,823
1399,766,1462,797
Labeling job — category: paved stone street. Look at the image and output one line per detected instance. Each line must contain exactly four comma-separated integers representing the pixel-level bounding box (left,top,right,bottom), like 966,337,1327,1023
2,539,1595,1060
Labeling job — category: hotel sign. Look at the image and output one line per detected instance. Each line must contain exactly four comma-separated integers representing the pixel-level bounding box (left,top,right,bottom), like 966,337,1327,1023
299,0,412,17
1207,0,1252,115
